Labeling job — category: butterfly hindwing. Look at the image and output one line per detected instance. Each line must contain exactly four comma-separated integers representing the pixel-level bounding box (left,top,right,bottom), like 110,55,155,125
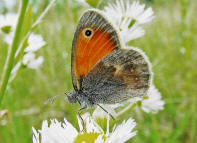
81,48,151,104
71,10,121,91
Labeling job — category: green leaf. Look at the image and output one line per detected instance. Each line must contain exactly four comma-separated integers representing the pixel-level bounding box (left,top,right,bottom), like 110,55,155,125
1,26,12,34
128,19,136,28
137,100,142,106
20,5,33,43
86,0,100,8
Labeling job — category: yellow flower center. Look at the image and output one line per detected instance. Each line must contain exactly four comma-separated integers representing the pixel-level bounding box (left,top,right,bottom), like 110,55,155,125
74,132,105,143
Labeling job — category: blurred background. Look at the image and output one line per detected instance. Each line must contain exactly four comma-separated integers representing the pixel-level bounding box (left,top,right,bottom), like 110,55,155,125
0,0,196,142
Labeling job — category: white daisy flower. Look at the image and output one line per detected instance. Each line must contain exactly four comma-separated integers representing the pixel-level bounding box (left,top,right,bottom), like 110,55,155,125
103,0,154,43
0,13,46,54
141,84,165,114
95,117,137,143
4,33,45,70
0,13,17,45
127,84,164,114
22,33,45,69
25,33,46,52
106,118,137,142
0,13,18,34
23,53,44,70
2,0,16,10
32,119,78,143
3,32,46,70
3,31,14,45
32,116,137,143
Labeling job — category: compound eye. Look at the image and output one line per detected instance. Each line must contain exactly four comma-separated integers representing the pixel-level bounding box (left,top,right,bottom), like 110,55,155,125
83,28,94,38
66,93,77,104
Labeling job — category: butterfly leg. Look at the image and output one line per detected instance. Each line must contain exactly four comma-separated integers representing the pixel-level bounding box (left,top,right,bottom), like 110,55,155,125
77,106,87,132
96,103,115,120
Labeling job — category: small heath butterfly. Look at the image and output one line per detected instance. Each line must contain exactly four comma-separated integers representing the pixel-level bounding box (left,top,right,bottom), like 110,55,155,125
67,10,151,118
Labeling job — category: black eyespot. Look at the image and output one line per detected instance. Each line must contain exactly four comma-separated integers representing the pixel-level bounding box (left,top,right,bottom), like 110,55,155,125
85,29,92,37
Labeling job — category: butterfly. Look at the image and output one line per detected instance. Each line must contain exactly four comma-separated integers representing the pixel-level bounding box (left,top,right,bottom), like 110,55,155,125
67,9,151,119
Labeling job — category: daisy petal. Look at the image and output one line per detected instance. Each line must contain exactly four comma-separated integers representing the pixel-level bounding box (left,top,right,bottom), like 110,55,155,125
106,118,137,143
142,85,165,113
103,0,154,43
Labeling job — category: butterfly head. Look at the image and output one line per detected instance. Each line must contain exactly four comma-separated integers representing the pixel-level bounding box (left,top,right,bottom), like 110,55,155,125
66,90,94,107
66,91,77,104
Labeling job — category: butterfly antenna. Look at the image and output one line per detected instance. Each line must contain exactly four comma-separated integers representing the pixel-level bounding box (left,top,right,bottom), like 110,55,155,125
44,94,64,105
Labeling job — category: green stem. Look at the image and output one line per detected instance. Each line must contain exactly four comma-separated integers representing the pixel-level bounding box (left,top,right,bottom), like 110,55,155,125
14,31,31,64
14,0,56,64
31,0,56,30
116,103,137,117
0,0,29,106
9,62,22,84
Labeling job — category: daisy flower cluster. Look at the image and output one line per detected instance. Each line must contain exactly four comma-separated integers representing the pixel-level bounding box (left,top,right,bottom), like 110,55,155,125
32,115,137,143
0,13,45,70
103,0,154,44
32,0,165,142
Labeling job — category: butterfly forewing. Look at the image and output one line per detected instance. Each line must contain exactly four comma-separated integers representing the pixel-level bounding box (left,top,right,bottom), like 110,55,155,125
71,10,121,91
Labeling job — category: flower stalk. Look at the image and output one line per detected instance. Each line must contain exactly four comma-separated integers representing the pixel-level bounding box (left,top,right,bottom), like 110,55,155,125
0,0,29,106
15,0,56,64
31,0,56,30
117,103,137,117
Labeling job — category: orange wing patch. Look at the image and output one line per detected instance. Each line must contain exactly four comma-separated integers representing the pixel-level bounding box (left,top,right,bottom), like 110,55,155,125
74,27,115,78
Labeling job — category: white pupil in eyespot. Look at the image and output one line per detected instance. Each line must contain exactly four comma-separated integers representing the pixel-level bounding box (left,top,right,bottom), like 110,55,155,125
85,29,92,36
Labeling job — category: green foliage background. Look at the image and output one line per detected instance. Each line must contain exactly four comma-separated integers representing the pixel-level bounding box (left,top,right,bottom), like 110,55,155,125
0,0,196,142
